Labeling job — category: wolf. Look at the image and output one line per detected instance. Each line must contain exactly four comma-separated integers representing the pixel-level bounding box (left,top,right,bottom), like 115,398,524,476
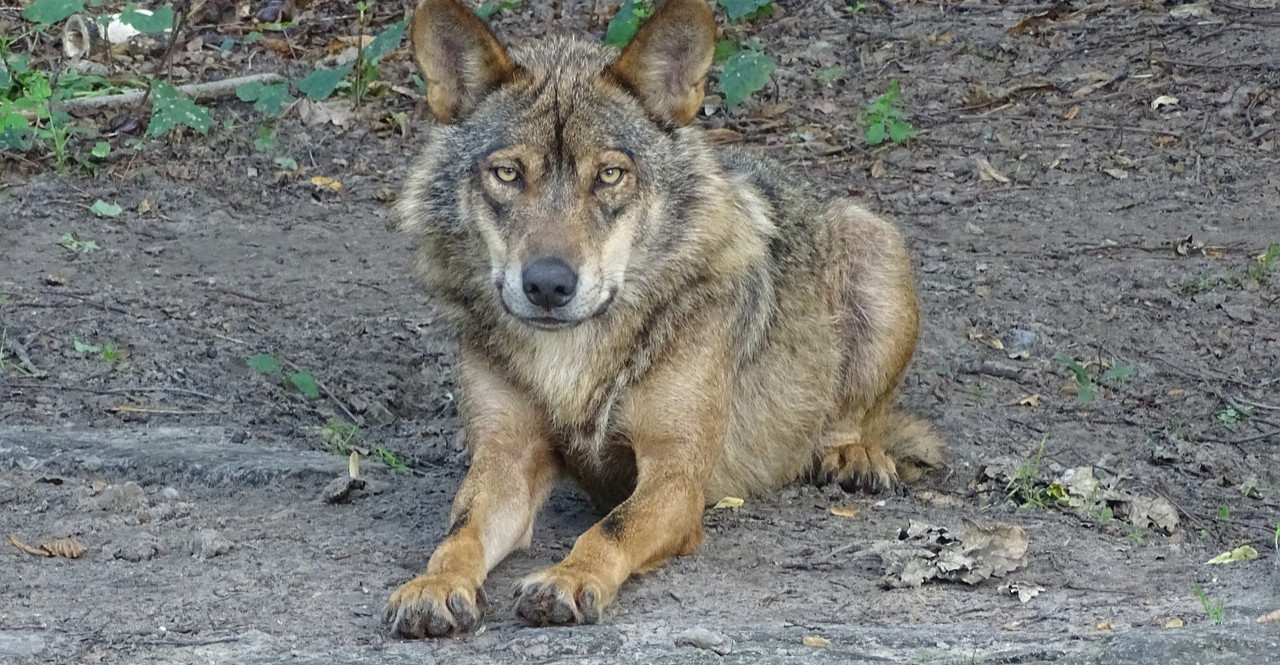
384,0,944,637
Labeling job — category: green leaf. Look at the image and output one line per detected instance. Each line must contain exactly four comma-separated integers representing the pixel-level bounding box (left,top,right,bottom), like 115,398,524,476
244,31,264,44
362,19,407,65
236,81,295,117
294,62,355,101
865,122,885,146
713,39,739,64
474,1,519,21
73,339,100,354
1206,545,1259,564
605,0,653,48
273,156,298,171
719,0,773,21
1099,364,1133,385
247,354,280,375
148,81,213,136
254,125,276,151
90,199,122,218
887,119,915,143
288,371,321,399
720,50,775,109
21,0,86,25
118,5,174,35
90,141,111,158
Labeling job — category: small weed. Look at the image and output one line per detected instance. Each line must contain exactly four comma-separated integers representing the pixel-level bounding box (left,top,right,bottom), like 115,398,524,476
859,79,916,146
474,0,520,22
1217,405,1253,427
844,1,867,15
1006,436,1050,508
1098,505,1114,524
320,417,360,455
814,66,850,87
1125,528,1148,545
1192,583,1225,625
375,447,412,473
719,0,775,21
73,339,122,362
247,353,321,399
1216,504,1230,520
57,232,98,254
1246,243,1279,282
1053,353,1132,405
1179,274,1218,295
914,650,934,663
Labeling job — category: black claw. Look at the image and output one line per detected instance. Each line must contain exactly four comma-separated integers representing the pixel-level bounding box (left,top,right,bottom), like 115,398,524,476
425,606,453,637
578,589,599,624
447,593,478,632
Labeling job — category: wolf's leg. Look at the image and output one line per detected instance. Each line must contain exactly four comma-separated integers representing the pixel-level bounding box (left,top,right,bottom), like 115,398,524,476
384,350,560,638
816,199,942,492
512,322,729,626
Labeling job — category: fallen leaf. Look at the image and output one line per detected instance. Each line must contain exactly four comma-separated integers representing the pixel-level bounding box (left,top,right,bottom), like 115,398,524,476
1103,168,1128,180
1123,495,1179,534
1063,105,1080,120
802,636,830,648
1206,545,1259,564
1071,74,1116,99
1169,1,1212,18
1175,235,1205,257
1097,621,1113,630
1018,394,1041,407
297,98,355,128
1153,134,1178,148
975,156,1010,183
830,506,860,518
348,451,360,479
311,176,343,192
1257,609,1280,624
713,496,744,510
808,100,837,115
998,580,1044,603
869,160,887,179
881,519,1029,589
1151,95,1180,110
137,198,154,214
1167,388,1185,396
967,329,1005,350
965,222,985,236
1164,617,1184,628
8,535,86,558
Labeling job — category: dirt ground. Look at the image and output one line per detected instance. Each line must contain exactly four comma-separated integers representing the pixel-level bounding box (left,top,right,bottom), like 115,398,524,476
2,1,1279,663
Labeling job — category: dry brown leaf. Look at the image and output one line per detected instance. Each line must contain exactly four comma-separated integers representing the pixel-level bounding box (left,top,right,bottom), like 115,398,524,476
1153,134,1178,148
1071,74,1116,99
297,99,354,128
348,451,360,479
1097,621,1113,630
967,329,1005,350
808,100,837,115
713,496,744,510
1018,394,1041,407
311,176,343,192
8,535,85,558
881,519,1029,589
998,580,1044,603
43,538,86,558
1151,95,1179,110
1063,105,1080,120
830,506,860,518
975,156,1010,183
869,160,887,179
8,535,50,557
137,198,154,214
802,636,830,648
1257,609,1280,624
1164,617,1184,628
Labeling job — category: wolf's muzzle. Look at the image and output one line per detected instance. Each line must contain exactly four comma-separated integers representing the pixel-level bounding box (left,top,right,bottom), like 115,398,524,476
521,257,578,310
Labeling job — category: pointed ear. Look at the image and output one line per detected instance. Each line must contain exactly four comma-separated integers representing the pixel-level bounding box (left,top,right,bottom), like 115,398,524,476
608,0,717,126
410,0,517,123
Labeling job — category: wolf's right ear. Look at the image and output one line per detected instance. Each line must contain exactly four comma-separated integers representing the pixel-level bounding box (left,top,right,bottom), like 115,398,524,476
410,0,517,123
608,0,716,127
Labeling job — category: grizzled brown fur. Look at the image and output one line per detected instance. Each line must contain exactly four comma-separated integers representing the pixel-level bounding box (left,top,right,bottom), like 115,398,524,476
384,0,944,638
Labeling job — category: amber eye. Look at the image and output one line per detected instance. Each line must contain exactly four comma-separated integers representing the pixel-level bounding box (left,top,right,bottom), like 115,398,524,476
492,166,520,183
597,167,623,186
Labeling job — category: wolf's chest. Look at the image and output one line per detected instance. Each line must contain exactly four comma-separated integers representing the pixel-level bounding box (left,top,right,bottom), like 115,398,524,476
509,325,625,436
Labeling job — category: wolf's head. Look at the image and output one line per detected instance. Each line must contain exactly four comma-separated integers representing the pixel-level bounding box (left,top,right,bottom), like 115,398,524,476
399,0,718,331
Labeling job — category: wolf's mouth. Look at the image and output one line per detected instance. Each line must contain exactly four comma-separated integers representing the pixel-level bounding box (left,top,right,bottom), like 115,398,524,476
498,288,617,331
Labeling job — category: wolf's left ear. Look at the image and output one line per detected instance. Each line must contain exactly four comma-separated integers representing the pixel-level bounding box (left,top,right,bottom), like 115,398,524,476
608,0,716,127
410,0,517,123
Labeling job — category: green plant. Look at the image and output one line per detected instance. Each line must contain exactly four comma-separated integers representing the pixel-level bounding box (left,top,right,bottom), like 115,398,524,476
1216,504,1229,520
475,0,520,22
859,79,916,146
844,1,867,15
1217,405,1253,426
375,447,411,473
58,233,98,254
1005,436,1049,508
247,353,321,399
1053,353,1132,405
73,339,122,362
815,66,849,87
321,417,360,455
90,199,122,218
1246,243,1279,282
1192,583,1224,625
1098,505,1114,524
605,0,654,47
719,0,775,21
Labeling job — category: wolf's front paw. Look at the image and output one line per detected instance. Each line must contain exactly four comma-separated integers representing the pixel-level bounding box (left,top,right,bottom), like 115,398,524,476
384,573,486,638
819,441,900,494
513,567,610,626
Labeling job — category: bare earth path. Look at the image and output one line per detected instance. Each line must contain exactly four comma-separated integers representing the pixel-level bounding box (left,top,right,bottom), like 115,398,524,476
2,1,1279,663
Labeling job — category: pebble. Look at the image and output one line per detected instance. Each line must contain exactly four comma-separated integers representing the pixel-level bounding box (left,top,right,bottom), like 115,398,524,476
675,627,734,656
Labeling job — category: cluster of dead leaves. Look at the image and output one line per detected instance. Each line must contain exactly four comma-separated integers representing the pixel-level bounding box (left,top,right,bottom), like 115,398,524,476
8,535,86,559
975,462,1180,535
879,519,1029,589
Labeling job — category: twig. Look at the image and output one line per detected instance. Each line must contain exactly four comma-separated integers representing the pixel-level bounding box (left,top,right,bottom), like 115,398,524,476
279,357,361,424
7,383,220,401
56,73,284,113
37,290,131,315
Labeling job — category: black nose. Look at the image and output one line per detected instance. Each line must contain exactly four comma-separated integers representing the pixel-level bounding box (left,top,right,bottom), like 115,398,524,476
521,257,578,309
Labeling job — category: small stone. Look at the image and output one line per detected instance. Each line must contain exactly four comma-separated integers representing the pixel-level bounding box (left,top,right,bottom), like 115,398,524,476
321,476,367,504
112,534,162,562
162,487,180,500
188,529,232,559
675,627,734,656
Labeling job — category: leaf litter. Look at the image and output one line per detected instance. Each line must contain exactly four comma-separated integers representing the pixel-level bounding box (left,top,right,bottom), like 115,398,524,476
8,535,87,559
880,519,1029,589
974,462,1179,534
